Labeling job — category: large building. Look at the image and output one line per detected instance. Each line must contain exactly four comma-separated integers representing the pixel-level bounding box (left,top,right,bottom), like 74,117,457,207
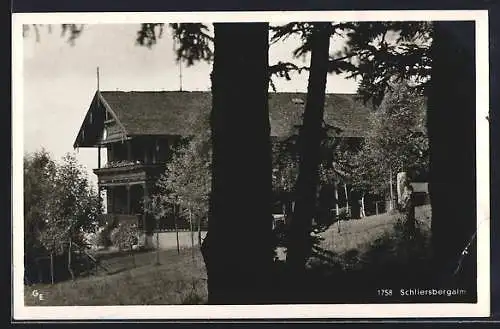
73,90,372,236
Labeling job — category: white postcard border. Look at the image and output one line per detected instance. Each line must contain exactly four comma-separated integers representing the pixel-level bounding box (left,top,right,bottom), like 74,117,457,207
12,10,490,320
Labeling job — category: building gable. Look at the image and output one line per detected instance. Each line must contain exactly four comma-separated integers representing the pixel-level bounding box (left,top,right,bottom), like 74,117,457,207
73,92,128,148
74,90,373,148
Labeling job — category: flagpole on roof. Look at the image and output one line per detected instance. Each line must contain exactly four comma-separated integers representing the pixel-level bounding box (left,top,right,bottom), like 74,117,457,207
97,66,100,92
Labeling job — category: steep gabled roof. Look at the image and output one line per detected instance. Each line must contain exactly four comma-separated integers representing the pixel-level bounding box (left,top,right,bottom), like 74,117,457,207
74,90,372,148
268,92,372,137
100,91,212,137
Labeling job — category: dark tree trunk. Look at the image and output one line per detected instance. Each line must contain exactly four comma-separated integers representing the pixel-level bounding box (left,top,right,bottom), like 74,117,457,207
428,22,476,293
206,23,273,304
287,22,331,273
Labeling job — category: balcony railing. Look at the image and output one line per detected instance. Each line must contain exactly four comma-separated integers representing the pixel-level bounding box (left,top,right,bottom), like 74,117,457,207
96,160,164,171
104,160,141,168
98,214,143,229
94,161,165,187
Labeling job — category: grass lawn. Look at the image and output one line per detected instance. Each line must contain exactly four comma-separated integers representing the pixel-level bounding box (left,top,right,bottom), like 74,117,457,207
317,205,432,256
24,248,207,306
24,205,432,306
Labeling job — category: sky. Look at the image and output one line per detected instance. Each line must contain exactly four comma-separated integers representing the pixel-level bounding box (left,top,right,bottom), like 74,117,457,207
23,24,359,185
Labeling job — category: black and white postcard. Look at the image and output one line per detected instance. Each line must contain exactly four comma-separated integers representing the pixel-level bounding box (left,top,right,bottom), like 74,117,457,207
12,10,491,320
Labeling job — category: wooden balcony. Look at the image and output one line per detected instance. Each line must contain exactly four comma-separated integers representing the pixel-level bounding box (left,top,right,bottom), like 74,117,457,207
94,161,165,186
98,213,142,228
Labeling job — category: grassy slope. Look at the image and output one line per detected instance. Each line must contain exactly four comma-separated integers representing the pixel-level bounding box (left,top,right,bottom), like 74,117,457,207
24,206,431,306
317,205,432,256
297,205,434,303
24,248,207,306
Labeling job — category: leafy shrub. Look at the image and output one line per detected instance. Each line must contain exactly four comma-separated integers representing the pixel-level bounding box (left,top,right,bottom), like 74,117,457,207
336,208,350,222
83,228,109,248
96,225,115,247
94,229,109,247
24,151,102,282
110,223,139,251
90,216,121,248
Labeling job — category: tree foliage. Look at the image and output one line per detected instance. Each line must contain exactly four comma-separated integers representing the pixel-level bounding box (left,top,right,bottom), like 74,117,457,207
24,150,58,258
24,152,101,256
350,81,429,197
269,21,432,105
110,222,139,251
24,151,101,282
341,22,432,105
272,143,299,196
136,23,214,66
270,105,348,203
153,115,211,228
268,21,432,198
23,24,85,45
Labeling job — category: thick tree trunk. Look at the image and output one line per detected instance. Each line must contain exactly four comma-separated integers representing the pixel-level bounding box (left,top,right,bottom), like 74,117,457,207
207,23,273,304
287,22,331,274
428,22,476,292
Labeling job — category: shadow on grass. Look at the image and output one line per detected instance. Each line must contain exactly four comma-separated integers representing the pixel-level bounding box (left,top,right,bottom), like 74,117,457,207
269,217,476,304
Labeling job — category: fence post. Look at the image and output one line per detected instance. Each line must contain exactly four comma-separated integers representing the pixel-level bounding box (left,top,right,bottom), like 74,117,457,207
50,253,54,285
189,208,195,261
174,204,180,254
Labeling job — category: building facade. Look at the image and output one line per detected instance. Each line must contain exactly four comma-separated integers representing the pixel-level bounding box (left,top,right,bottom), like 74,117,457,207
74,90,372,237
